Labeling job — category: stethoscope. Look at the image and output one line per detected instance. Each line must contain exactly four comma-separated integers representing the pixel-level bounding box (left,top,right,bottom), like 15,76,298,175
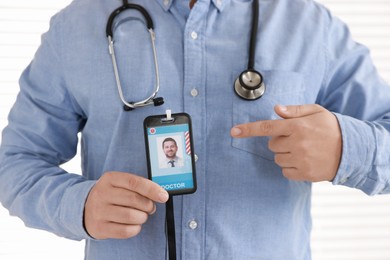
107,0,164,111
106,0,264,111
233,0,265,101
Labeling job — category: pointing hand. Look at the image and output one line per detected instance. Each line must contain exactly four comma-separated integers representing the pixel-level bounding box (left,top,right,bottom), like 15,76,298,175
231,104,342,182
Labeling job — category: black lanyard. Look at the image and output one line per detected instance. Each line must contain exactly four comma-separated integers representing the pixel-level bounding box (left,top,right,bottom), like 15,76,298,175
166,196,176,260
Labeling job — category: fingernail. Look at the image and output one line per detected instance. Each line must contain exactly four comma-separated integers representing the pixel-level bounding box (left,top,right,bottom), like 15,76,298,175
159,191,169,202
278,105,288,113
231,127,242,136
150,204,157,215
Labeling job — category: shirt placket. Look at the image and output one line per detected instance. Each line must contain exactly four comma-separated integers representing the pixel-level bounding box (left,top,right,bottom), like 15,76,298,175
180,0,210,259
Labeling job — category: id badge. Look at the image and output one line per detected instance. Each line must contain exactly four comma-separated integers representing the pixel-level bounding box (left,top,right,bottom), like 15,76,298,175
143,112,197,195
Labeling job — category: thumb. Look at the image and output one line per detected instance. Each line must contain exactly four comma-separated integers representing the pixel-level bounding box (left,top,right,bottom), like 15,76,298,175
275,104,325,119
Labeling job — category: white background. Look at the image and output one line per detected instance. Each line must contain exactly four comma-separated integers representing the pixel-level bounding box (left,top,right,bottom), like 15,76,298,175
1,0,390,259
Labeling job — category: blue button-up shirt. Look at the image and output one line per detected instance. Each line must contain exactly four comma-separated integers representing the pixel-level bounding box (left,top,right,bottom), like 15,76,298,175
1,0,390,259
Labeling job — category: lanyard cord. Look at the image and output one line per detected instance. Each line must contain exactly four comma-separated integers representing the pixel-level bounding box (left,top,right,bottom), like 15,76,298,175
166,196,177,260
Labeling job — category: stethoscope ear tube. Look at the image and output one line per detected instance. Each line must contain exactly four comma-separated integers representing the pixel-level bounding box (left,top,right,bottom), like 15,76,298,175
107,3,163,111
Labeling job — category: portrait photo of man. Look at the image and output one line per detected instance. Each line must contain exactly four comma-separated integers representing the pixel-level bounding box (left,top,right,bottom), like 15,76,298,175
159,137,184,168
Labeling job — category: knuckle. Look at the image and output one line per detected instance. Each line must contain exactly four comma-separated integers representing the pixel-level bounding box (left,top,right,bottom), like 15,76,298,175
274,154,281,164
127,175,141,191
130,194,155,213
282,168,294,179
140,213,149,224
135,211,149,224
259,121,273,135
313,104,322,111
294,105,303,116
295,140,309,154
299,152,312,167
104,171,115,180
124,210,136,223
122,225,142,238
268,139,275,151
282,167,304,181
125,210,148,225
127,192,139,203
292,120,306,132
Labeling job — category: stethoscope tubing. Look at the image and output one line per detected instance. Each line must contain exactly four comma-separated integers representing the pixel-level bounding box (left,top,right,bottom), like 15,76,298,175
108,31,160,109
106,3,154,37
106,3,161,110
248,0,259,70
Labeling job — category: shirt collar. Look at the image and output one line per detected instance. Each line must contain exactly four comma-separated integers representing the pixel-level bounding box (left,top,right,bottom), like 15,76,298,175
211,0,227,12
155,0,228,13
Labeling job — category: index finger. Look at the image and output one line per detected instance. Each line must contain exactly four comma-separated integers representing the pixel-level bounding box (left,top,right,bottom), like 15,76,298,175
107,172,169,203
231,119,291,138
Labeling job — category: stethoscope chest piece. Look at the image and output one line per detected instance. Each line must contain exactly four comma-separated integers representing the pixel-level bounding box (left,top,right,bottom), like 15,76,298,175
234,69,265,100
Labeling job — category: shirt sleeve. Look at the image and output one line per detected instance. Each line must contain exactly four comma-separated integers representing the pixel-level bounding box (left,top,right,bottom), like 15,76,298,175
0,11,95,240
316,9,390,195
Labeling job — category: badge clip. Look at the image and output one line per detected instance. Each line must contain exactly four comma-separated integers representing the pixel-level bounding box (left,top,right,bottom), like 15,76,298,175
162,109,175,123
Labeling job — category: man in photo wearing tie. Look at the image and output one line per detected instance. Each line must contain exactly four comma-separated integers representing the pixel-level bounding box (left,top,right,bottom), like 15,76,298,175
160,137,184,168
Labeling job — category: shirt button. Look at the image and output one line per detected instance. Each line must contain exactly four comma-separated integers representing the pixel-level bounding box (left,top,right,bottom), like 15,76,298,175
190,88,199,97
188,220,198,230
163,0,169,6
191,31,198,40
194,154,198,162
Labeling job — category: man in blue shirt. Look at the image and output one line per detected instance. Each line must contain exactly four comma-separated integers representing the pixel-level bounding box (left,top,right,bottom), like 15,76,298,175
1,0,390,259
